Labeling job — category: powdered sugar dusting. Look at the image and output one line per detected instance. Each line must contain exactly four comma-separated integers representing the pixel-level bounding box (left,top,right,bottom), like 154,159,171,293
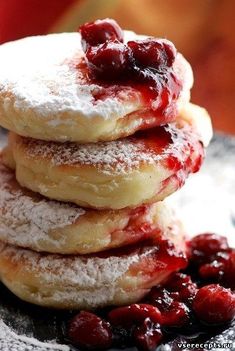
19,122,200,175
0,241,149,309
0,162,85,247
0,320,70,351
0,242,146,292
0,32,192,124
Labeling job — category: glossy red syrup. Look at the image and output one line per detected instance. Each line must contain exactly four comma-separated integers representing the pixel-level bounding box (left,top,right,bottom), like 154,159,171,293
136,124,204,175
110,123,203,179
88,236,187,282
78,19,183,126
110,206,157,248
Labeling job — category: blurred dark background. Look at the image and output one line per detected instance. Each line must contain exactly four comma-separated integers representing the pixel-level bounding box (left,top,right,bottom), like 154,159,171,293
0,0,234,134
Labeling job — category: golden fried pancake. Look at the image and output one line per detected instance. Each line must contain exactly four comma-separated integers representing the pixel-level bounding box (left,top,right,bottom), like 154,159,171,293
0,31,193,143
5,103,212,210
0,159,180,254
0,233,187,309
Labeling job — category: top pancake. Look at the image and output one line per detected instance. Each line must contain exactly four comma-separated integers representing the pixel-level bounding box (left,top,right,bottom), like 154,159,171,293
0,31,193,142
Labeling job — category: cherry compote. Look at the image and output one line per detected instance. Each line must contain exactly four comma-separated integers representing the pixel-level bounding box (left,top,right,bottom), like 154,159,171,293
79,19,182,121
188,233,235,290
67,232,235,351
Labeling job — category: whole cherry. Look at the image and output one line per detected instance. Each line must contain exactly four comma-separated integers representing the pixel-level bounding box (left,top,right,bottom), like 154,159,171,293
108,304,161,328
68,311,112,350
79,18,123,51
165,273,198,303
148,287,176,311
134,318,163,351
199,259,225,281
193,284,235,325
190,233,229,265
86,40,130,79
161,301,190,327
128,38,176,69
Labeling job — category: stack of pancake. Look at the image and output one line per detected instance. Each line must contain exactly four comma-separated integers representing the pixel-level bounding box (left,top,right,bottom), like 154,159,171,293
0,30,212,309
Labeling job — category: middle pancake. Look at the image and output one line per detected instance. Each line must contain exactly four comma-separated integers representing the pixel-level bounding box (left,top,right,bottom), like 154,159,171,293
0,159,181,255
4,103,212,210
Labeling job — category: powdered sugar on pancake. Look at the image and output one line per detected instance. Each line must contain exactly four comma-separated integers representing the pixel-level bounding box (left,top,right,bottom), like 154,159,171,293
0,239,186,307
0,162,85,247
18,122,200,175
0,32,192,123
0,242,144,288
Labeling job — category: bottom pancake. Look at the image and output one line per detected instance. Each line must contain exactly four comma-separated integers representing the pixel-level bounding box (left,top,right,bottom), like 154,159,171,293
0,233,187,309
0,158,181,254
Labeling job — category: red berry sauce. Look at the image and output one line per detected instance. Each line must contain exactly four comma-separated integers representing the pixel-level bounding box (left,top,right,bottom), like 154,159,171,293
109,205,157,249
67,232,235,351
119,120,204,177
79,19,183,126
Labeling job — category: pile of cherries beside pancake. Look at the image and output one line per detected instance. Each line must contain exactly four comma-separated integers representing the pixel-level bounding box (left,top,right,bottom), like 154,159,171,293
68,233,235,351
